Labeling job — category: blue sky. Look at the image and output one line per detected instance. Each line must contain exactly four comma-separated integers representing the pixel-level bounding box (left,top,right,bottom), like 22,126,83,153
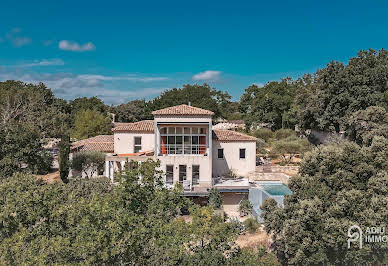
0,0,387,104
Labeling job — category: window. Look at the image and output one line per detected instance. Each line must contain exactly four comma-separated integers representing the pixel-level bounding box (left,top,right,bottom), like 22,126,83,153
192,165,200,185
159,126,207,155
239,148,246,159
179,165,187,182
217,148,224,159
134,137,142,153
166,165,174,184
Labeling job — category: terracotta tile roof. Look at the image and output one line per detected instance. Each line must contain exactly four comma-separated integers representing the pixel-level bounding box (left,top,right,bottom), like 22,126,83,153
212,130,257,142
71,135,114,153
112,120,154,132
152,104,214,116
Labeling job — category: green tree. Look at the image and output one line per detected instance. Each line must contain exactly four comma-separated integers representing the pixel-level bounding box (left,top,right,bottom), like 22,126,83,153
0,80,70,138
346,106,388,146
208,188,223,209
0,125,53,178
239,199,253,217
110,99,153,122
0,160,279,264
261,137,388,265
296,49,388,132
71,151,106,179
240,79,297,130
71,109,112,140
58,134,70,183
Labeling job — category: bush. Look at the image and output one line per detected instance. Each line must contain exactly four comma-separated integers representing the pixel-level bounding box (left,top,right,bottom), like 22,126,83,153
208,188,223,209
243,217,260,233
71,151,105,179
252,128,274,142
274,128,296,140
239,199,253,217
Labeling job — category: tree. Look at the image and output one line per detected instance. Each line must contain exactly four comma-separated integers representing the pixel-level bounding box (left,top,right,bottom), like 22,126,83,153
346,106,388,146
240,79,297,130
296,49,388,132
208,188,223,209
0,80,70,138
0,160,279,264
150,83,233,119
261,137,388,265
71,151,106,179
58,134,70,183
71,109,112,140
239,199,253,217
109,99,152,122
0,124,53,178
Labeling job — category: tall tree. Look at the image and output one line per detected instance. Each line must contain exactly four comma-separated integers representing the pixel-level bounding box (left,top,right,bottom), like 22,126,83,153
296,49,388,132
71,109,112,140
109,99,152,122
0,80,70,138
0,124,53,178
240,78,297,130
261,136,388,265
58,134,70,183
345,106,388,146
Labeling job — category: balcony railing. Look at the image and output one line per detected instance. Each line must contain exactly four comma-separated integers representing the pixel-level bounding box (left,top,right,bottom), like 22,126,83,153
160,144,207,155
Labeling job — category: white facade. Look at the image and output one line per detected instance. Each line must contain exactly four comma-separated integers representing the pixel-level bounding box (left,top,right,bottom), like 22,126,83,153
105,105,256,191
212,140,256,177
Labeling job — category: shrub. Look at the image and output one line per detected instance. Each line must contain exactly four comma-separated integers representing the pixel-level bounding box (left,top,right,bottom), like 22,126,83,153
208,188,223,209
71,151,105,179
243,217,260,233
252,128,274,142
274,128,296,140
239,199,253,216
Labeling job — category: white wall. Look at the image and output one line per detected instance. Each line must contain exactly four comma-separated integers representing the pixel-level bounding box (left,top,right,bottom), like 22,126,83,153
212,140,256,177
157,155,212,188
114,132,155,154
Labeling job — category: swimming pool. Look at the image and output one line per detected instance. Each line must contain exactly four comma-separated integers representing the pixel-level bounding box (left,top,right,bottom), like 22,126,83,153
257,182,292,196
249,182,291,222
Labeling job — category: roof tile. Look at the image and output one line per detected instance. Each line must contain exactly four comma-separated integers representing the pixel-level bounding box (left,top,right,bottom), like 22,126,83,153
212,130,257,142
112,120,154,132
71,135,114,153
152,104,214,116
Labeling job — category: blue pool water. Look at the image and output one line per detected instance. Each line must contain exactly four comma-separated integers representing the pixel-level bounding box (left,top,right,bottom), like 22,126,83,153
257,182,292,196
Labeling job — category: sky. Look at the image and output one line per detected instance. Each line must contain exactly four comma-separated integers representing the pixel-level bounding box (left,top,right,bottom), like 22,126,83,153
1,0,388,105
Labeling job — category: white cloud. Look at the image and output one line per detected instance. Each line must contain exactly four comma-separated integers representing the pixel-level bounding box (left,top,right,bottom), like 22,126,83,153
18,59,65,67
78,74,168,82
0,70,168,105
5,28,31,47
192,70,221,81
59,40,96,52
253,82,265,87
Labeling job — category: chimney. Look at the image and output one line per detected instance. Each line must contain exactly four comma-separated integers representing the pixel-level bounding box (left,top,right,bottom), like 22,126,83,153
188,101,191,106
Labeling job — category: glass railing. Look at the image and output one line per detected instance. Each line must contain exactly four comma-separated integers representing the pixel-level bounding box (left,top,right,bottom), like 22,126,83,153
160,144,207,155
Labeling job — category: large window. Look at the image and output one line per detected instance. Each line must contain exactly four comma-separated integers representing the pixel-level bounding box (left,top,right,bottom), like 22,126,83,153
134,136,142,153
160,127,207,155
179,165,187,183
192,165,200,185
166,165,174,184
239,148,246,159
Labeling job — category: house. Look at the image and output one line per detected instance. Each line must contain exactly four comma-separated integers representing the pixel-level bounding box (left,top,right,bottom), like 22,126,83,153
105,104,257,193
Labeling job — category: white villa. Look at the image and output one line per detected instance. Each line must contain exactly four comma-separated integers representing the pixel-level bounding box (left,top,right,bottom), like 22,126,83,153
71,105,293,219
104,104,257,193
